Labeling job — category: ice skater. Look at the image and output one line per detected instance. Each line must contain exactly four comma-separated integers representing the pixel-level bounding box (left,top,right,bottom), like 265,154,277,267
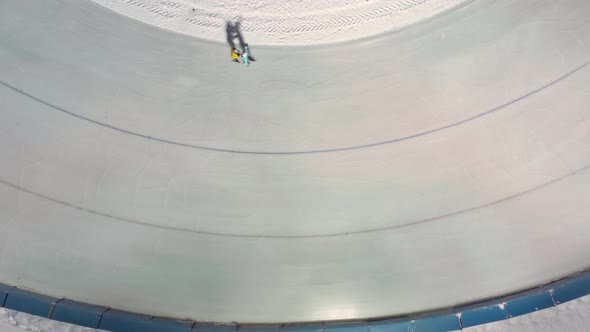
242,44,251,66
226,21,256,66
231,47,241,63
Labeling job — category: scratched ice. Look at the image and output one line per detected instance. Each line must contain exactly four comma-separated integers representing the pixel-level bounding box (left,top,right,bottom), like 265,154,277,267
0,0,589,326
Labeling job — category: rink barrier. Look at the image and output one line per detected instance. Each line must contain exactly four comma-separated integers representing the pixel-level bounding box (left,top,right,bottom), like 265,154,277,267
52,299,107,329
0,284,12,307
3,288,61,318
1,269,590,332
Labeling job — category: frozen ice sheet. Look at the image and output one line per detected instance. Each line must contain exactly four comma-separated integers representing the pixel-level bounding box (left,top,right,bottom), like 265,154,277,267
0,0,589,324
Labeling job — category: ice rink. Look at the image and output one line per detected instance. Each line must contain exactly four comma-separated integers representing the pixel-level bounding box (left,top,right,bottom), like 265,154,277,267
1,0,590,325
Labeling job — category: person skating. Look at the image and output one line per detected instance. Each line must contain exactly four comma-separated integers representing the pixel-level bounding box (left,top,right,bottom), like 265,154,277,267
231,48,241,63
242,44,251,66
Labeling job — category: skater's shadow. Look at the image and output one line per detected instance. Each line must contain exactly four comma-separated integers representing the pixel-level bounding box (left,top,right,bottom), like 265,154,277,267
226,20,256,62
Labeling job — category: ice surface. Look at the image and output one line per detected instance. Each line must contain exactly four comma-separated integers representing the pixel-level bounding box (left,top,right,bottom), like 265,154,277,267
0,0,589,325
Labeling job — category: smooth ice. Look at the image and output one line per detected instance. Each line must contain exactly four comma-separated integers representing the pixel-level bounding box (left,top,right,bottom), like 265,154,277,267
0,0,590,324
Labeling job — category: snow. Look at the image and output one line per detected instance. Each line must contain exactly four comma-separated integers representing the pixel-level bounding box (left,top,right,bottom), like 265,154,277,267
88,0,469,45
0,308,104,332
1,0,590,326
463,295,590,332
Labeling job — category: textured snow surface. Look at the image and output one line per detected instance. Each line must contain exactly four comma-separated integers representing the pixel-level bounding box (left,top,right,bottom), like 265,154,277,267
0,308,104,332
463,296,590,332
89,0,468,45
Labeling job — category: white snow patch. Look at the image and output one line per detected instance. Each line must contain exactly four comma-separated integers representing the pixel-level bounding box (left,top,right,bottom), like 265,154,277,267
0,308,104,332
463,295,590,332
88,0,469,45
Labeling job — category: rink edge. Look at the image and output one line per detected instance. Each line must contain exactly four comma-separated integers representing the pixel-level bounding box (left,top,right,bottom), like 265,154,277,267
1,269,590,331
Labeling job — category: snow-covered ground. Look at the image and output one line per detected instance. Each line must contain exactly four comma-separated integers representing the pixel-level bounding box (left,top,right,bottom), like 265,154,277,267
0,308,104,332
89,0,468,45
463,295,590,332
1,0,590,328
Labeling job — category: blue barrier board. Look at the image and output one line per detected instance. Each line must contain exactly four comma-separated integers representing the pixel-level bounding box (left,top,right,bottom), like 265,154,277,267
413,312,461,332
325,322,368,332
552,274,590,304
504,291,555,317
3,288,60,317
459,305,508,327
99,309,153,332
193,323,238,332
369,319,414,332
0,283,12,307
52,299,107,329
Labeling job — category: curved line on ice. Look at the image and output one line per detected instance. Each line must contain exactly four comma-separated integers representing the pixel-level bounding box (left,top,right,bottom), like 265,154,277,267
1,162,589,239
0,61,588,156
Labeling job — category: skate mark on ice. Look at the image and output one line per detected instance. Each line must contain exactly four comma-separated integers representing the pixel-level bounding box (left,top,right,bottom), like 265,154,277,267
0,162,589,239
0,62,587,155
